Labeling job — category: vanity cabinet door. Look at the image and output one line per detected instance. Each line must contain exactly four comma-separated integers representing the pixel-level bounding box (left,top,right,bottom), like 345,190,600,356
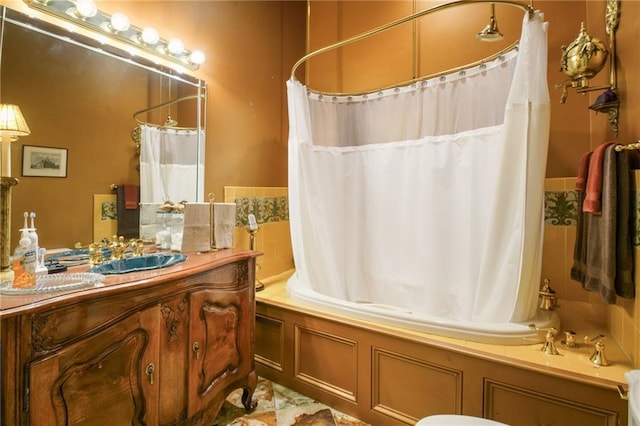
187,279,257,423
26,306,161,426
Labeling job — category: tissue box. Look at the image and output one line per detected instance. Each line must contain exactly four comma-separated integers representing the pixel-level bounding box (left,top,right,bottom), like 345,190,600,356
181,203,211,252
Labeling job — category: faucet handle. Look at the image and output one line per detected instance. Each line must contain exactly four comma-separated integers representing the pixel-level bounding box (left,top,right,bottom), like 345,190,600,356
535,327,560,355
584,335,610,366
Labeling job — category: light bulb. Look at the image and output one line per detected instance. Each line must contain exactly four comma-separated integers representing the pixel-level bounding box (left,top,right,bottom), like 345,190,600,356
141,27,159,45
75,0,97,18
189,50,206,65
110,13,130,32
167,38,184,55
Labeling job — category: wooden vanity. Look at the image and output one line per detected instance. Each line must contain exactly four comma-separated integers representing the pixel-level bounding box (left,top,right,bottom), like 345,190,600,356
0,249,259,425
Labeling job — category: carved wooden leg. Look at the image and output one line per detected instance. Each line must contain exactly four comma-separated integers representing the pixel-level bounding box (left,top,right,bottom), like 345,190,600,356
241,370,258,411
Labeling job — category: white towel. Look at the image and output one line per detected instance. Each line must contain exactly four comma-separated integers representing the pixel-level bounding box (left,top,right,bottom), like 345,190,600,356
214,203,236,249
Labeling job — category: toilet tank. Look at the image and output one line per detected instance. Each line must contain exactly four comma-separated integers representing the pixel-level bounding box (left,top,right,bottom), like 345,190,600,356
625,370,640,426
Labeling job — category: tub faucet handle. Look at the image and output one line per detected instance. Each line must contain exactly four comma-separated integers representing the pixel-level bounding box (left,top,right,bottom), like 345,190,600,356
540,327,560,355
584,335,610,366
538,278,556,310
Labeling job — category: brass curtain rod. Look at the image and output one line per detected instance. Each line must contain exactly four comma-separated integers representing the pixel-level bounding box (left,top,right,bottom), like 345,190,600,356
133,94,205,130
291,0,534,95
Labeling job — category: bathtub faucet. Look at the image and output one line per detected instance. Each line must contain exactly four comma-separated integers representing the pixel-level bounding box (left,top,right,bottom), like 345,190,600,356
529,324,560,355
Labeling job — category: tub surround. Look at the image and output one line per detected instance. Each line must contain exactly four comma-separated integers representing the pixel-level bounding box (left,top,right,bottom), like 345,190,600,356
256,270,631,425
1,249,260,425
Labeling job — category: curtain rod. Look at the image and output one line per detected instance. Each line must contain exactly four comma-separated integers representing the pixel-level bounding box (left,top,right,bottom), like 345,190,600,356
291,0,534,83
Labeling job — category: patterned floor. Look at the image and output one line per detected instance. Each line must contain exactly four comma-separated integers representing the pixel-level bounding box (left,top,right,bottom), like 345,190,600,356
214,377,370,426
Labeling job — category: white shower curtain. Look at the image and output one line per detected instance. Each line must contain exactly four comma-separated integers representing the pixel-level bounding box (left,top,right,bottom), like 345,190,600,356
139,125,205,204
287,11,550,323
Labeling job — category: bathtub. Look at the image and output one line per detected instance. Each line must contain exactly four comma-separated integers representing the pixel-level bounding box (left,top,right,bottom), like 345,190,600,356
286,272,561,346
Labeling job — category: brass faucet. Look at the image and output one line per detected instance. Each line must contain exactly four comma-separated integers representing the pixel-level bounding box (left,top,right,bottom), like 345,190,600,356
109,235,128,260
540,327,560,355
538,278,556,310
89,243,104,265
584,335,610,366
529,325,560,355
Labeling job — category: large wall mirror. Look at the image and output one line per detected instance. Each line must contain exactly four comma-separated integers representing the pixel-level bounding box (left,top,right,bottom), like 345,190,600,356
1,6,206,250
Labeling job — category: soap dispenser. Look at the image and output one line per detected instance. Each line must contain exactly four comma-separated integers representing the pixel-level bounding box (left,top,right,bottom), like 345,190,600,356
28,212,48,276
12,214,37,289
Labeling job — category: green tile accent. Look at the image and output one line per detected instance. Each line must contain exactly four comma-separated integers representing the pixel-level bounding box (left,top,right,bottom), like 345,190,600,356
235,196,289,226
544,190,578,226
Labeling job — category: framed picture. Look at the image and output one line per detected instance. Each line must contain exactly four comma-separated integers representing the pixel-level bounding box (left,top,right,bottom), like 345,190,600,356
22,145,68,178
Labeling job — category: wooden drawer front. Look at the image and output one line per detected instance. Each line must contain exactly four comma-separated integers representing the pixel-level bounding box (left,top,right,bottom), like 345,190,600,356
196,261,249,290
484,379,620,426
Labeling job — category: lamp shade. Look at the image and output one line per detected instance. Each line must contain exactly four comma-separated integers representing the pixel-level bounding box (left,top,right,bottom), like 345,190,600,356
0,104,30,136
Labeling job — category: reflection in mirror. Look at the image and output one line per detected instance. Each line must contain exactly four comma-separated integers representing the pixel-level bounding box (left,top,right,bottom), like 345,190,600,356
1,6,206,251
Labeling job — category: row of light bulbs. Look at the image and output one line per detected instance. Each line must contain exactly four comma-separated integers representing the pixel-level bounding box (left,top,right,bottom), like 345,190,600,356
26,0,206,70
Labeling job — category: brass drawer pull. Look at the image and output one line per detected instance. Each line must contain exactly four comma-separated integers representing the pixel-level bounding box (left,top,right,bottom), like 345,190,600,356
145,363,155,385
193,341,200,360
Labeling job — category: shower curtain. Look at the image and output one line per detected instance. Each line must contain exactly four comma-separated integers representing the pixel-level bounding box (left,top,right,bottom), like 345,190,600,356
139,125,206,204
287,11,550,323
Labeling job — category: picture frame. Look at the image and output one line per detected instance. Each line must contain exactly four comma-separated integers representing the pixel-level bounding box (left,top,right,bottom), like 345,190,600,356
22,145,68,178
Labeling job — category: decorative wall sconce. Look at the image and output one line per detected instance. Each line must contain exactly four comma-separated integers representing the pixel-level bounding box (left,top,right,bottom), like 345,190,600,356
555,0,620,135
22,0,206,70
0,104,31,276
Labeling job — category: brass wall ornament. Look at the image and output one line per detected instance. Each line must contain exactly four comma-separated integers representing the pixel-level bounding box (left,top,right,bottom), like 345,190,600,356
555,0,621,135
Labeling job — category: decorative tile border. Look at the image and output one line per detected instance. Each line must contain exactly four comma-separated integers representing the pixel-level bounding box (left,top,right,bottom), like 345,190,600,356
235,196,289,227
544,188,640,247
544,190,578,226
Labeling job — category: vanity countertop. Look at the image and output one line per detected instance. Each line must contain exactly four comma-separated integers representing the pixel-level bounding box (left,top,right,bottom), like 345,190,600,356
0,249,260,317
257,270,634,390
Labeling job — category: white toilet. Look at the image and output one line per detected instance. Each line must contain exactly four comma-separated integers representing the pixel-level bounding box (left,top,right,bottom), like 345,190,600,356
626,370,640,426
415,414,508,425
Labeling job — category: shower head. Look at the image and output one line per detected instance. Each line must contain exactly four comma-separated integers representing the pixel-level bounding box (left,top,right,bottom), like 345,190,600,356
164,114,178,127
476,3,503,42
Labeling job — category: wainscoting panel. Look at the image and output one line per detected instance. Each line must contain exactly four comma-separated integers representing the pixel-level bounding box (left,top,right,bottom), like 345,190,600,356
484,379,620,426
255,314,285,372
372,347,463,424
293,325,358,401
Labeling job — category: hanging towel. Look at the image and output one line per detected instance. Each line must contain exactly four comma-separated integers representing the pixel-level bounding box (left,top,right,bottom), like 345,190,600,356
615,149,640,298
571,151,592,286
575,151,592,192
571,144,637,303
583,141,615,214
123,184,139,210
116,185,140,239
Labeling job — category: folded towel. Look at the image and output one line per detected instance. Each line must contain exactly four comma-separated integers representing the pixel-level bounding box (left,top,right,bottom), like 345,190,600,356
583,141,615,214
123,184,139,210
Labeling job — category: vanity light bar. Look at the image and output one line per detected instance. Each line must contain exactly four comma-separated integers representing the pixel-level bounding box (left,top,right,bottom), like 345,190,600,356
22,0,205,70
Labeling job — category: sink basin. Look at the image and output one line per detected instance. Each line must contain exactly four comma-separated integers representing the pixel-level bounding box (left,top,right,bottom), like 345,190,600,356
87,253,187,275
